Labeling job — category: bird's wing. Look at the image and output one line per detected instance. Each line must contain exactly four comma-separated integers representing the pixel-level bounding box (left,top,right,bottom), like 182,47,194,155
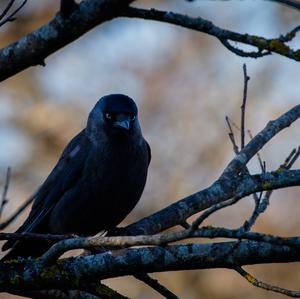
2,129,88,251
146,140,151,166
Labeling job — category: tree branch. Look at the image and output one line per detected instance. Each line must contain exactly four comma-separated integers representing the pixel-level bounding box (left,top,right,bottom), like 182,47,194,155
134,273,178,299
0,0,135,81
0,190,37,230
235,266,300,297
121,7,300,62
122,104,300,236
0,0,28,27
240,64,250,150
1,240,300,293
0,167,11,219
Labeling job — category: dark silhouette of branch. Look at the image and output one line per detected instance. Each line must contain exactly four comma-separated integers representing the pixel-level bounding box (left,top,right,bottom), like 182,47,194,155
0,0,27,27
240,64,250,150
121,7,300,62
0,0,135,82
0,1,299,82
220,39,271,58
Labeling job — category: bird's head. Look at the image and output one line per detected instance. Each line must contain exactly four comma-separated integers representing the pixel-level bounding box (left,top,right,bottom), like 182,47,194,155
86,94,141,143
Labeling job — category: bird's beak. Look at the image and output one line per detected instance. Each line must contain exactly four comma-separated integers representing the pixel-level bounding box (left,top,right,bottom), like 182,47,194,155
113,114,131,131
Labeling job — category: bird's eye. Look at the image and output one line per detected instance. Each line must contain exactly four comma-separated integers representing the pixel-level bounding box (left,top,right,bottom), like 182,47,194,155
106,113,112,120
130,115,136,121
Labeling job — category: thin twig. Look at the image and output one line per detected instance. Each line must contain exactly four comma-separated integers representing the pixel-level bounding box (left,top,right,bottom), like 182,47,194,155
0,167,11,218
247,130,266,173
0,0,28,27
0,0,15,21
191,196,241,229
235,266,300,297
226,116,239,154
0,189,38,230
241,64,250,149
220,38,271,58
286,146,300,169
134,273,179,299
0,143,83,231
242,147,300,231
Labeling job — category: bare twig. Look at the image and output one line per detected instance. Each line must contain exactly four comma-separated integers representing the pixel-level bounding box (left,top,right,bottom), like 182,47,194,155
0,0,28,27
286,146,300,168
134,273,179,299
0,143,84,231
0,167,11,218
191,196,241,229
243,147,300,231
220,39,271,58
0,189,37,230
0,0,15,22
240,64,250,149
226,116,239,154
248,130,266,173
235,266,300,297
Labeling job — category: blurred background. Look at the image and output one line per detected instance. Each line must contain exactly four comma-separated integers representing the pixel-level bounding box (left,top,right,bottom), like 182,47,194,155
0,0,300,298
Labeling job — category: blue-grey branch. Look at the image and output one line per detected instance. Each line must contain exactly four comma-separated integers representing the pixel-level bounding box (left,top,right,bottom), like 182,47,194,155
1,240,300,293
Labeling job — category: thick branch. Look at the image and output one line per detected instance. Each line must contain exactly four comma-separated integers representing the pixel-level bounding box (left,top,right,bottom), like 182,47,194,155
0,0,134,81
1,240,300,293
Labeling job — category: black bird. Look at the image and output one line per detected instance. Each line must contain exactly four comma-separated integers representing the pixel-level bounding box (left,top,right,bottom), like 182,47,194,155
2,94,151,259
